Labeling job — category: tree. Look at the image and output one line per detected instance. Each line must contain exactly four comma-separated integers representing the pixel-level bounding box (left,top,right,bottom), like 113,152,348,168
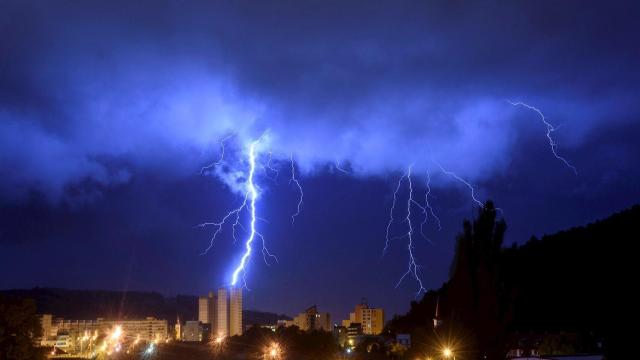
446,201,509,358
0,295,45,360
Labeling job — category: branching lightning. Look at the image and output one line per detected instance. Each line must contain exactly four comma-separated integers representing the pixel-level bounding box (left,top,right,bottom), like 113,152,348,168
197,191,248,254
229,139,260,287
397,167,427,294
419,170,441,243
383,173,405,256
200,134,233,174
264,151,279,180
194,99,576,294
384,166,427,295
199,136,277,288
436,162,486,209
289,155,304,224
334,159,350,174
200,101,569,292
509,101,578,174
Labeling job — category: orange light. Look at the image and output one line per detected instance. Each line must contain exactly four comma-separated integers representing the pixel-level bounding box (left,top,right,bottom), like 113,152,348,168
443,348,453,358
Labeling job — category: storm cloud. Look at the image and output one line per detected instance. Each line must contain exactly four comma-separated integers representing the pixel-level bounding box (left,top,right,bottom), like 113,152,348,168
2,0,638,201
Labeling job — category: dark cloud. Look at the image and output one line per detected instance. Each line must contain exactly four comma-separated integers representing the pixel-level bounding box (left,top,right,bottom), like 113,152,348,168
2,0,638,199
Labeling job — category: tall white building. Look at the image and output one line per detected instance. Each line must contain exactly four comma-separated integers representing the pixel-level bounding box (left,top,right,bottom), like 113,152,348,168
198,296,209,324
229,287,242,336
216,287,228,337
198,287,243,338
198,291,216,325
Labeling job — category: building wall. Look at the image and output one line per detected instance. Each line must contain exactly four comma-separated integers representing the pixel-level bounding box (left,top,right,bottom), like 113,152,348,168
39,316,168,353
360,308,384,335
216,288,228,337
208,292,217,330
198,296,210,324
183,321,202,342
287,306,330,332
197,287,241,338
98,317,168,342
333,325,348,347
342,303,385,335
229,287,243,336
293,313,307,330
316,313,331,332
38,314,56,346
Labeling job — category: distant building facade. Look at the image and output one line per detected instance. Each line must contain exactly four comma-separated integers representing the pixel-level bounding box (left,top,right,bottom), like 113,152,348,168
229,287,242,336
342,299,384,335
38,315,167,352
175,316,182,340
347,322,363,338
182,321,203,342
198,291,216,326
197,287,243,338
333,325,348,347
281,305,331,332
216,287,228,337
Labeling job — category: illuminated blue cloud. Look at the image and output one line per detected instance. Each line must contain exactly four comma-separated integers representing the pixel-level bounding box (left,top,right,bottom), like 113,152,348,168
1,0,638,201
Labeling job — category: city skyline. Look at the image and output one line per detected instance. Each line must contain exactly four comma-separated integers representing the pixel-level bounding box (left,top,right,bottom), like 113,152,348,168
1,0,639,330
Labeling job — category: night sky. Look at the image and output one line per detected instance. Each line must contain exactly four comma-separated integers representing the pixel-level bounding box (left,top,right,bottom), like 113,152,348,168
1,1,639,322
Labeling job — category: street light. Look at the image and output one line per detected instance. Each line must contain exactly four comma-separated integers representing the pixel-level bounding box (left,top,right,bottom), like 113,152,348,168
211,333,226,354
214,334,225,346
442,347,455,360
265,342,282,359
110,325,122,341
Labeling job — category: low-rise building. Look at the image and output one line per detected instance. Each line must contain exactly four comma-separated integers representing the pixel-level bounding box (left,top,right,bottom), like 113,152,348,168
342,299,384,335
295,306,331,332
347,322,362,338
37,314,168,353
280,305,331,332
182,321,203,342
333,325,348,347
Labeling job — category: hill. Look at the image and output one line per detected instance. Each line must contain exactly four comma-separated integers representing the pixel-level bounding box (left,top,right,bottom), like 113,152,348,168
386,203,638,358
0,288,290,325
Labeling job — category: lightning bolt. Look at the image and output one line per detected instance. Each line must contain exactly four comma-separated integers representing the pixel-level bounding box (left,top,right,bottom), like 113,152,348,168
198,136,276,288
334,159,350,174
436,162,485,209
200,134,233,174
383,166,427,294
395,166,427,294
509,101,578,174
383,172,405,256
289,155,304,224
197,192,247,254
263,151,279,180
230,139,260,287
419,170,441,243
436,162,503,214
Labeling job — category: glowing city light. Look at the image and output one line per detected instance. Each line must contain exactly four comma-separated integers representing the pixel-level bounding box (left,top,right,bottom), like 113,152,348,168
265,342,282,359
146,342,155,354
110,325,122,340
